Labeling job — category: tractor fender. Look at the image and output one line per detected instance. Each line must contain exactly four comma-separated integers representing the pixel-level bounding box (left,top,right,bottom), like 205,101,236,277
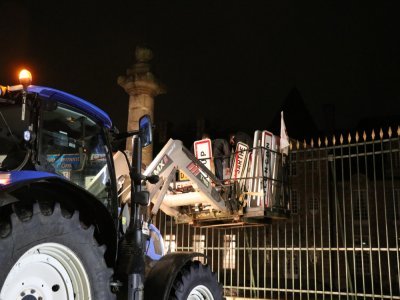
144,252,205,300
0,175,118,268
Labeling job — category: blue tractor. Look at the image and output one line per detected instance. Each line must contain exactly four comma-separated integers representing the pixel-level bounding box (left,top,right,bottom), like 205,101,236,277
0,70,222,299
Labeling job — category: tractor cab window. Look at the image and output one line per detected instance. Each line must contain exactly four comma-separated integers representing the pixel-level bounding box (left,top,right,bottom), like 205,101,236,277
38,104,111,202
0,96,30,170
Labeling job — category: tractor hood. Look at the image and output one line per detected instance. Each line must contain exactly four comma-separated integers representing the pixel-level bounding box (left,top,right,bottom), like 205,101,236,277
0,171,61,191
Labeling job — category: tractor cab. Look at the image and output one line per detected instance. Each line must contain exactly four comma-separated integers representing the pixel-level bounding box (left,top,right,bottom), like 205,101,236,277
0,70,116,208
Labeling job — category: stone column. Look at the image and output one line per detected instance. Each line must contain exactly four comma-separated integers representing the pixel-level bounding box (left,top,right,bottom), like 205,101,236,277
117,46,165,166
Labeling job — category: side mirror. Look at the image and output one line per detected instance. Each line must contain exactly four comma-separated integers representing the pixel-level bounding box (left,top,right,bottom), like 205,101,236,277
139,114,152,147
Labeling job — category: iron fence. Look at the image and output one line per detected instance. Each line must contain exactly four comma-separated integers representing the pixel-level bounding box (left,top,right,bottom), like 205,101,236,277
154,128,400,299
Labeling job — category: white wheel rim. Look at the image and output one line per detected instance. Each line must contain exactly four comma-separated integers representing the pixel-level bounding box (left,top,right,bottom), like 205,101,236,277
0,242,91,300
188,285,214,300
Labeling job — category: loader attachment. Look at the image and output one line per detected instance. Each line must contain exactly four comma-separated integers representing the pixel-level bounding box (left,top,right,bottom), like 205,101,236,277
143,137,290,227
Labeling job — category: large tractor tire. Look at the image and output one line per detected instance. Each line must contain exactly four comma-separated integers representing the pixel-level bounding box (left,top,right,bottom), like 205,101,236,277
0,202,115,300
170,261,223,300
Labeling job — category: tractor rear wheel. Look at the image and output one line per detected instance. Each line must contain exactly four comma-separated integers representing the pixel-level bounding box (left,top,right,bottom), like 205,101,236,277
0,202,115,299
170,261,223,300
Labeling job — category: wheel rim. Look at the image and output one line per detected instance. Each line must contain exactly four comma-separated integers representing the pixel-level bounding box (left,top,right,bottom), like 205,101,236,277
0,242,91,300
188,285,214,300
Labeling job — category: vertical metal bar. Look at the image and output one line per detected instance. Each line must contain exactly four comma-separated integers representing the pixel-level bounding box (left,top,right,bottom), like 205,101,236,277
299,149,305,300
205,227,208,265
256,226,260,299
212,227,216,282
277,223,281,298
170,215,173,252
318,147,326,300
181,222,185,251
389,137,400,295
355,138,367,299
217,228,221,284
271,224,274,300
303,149,308,300
284,221,288,300
193,226,196,252
372,137,383,298
348,141,357,299
332,146,341,295
250,228,255,297
264,226,267,300
223,228,227,295
326,152,333,300
293,198,297,300
237,228,240,297
340,140,354,299
363,136,375,296
298,205,302,300
176,219,182,251
187,223,190,253
230,228,233,295
311,146,317,299
244,228,247,298
396,137,400,295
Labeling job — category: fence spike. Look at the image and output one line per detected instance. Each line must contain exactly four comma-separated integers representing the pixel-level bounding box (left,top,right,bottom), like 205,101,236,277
398,126,400,137
371,129,375,140
332,135,336,145
290,140,293,150
296,140,300,150
363,131,367,141
318,137,321,147
340,134,344,145
348,133,352,143
325,137,328,146
303,139,307,149
388,127,392,138
311,138,314,148
355,131,359,142
379,128,384,139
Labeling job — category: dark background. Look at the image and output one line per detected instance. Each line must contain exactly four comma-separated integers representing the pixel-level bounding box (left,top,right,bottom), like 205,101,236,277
1,0,399,148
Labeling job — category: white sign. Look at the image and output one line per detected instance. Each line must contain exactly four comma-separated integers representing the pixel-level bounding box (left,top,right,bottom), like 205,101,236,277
194,138,213,171
262,131,274,207
231,142,249,182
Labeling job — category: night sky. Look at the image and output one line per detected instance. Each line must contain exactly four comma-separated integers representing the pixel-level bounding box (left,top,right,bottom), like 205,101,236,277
1,1,399,146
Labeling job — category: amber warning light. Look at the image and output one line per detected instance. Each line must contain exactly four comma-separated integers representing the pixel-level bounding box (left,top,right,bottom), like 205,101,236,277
0,173,11,186
0,69,33,96
19,69,32,87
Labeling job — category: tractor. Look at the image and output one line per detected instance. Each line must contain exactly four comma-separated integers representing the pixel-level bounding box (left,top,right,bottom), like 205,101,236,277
0,70,222,299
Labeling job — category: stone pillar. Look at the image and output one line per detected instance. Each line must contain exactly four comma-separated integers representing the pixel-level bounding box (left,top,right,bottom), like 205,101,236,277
117,46,165,166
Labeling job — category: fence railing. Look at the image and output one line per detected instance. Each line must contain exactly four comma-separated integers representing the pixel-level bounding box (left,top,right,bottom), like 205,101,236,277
154,127,400,299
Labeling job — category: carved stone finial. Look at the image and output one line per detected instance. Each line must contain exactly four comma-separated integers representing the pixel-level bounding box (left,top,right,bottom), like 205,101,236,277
135,46,153,63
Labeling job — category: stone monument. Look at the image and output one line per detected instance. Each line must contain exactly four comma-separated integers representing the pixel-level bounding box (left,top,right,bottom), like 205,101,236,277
118,46,165,166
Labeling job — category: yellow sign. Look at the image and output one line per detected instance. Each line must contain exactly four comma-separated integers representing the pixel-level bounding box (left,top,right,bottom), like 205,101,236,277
178,170,189,181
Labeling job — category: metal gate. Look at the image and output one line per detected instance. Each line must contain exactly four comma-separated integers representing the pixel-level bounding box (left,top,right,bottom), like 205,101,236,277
154,128,400,299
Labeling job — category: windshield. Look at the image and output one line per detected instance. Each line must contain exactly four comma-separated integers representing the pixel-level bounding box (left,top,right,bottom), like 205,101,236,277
0,96,30,170
38,104,111,202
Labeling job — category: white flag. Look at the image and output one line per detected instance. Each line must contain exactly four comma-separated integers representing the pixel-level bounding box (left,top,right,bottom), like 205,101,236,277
280,111,289,155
